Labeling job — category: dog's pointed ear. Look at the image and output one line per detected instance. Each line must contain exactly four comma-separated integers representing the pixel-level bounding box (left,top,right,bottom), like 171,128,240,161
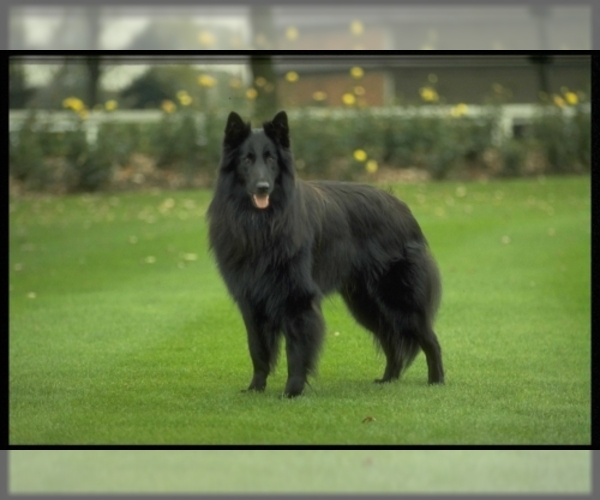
263,111,290,149
224,112,250,148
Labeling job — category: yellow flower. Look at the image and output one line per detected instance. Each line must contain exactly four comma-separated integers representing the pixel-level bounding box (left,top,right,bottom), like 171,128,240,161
255,77,267,87
366,160,378,173
312,91,327,101
353,86,365,95
419,86,439,102
198,74,217,87
552,94,566,108
285,71,299,83
78,109,89,120
450,103,469,117
350,20,364,36
350,66,364,79
161,100,176,113
564,91,578,105
62,97,85,112
178,94,192,106
104,100,118,111
246,88,258,99
176,90,192,106
286,26,299,41
353,149,367,162
342,93,356,105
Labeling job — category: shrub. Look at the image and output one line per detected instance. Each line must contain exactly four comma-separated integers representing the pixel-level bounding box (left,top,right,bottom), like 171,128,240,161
500,139,528,177
529,102,590,175
62,119,112,192
288,110,348,177
9,101,590,194
10,113,45,184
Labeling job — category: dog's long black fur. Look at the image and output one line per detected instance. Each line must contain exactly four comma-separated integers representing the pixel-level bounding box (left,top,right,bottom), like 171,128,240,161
207,111,444,397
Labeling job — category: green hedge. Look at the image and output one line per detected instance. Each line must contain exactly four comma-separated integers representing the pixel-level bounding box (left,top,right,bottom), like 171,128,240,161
9,105,590,193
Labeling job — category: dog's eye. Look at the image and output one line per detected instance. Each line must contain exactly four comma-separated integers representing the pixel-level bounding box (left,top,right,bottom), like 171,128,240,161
243,156,253,165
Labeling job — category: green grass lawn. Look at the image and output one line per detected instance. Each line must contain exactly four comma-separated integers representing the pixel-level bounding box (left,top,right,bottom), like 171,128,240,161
9,176,590,444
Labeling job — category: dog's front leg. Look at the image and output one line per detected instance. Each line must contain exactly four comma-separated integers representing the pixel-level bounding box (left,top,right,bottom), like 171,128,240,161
282,296,324,397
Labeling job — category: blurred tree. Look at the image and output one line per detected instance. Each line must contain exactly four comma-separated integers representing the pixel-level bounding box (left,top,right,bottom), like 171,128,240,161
85,56,102,108
250,56,279,122
250,5,278,122
529,54,553,101
9,61,36,109
28,61,89,109
84,8,102,108
121,66,187,109
119,65,247,112
249,6,278,121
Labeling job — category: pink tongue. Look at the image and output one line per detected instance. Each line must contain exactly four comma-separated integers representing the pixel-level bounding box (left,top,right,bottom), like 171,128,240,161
253,195,269,209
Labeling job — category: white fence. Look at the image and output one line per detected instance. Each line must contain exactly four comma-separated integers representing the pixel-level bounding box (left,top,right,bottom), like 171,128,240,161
8,110,206,145
9,104,589,146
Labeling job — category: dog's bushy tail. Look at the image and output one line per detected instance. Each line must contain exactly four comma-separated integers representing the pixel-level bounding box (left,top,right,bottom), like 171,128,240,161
397,335,422,373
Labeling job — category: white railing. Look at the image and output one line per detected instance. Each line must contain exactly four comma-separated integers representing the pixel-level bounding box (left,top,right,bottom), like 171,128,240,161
8,110,206,145
9,104,589,146
287,104,590,144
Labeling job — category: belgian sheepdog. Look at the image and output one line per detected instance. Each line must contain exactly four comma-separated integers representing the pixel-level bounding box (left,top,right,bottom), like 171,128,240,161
207,111,444,397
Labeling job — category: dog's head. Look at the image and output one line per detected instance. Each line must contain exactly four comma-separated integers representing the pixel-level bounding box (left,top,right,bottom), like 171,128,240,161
222,111,292,210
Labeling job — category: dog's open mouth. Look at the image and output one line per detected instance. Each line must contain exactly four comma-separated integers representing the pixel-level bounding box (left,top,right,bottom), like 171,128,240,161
252,194,270,209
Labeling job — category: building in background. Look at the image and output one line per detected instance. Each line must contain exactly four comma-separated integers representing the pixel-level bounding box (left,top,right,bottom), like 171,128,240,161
274,55,591,108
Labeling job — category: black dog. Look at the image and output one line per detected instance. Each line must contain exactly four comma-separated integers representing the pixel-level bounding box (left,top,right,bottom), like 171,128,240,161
207,111,444,397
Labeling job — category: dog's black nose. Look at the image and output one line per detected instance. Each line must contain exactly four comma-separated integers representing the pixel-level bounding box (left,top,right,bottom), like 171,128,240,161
256,181,270,194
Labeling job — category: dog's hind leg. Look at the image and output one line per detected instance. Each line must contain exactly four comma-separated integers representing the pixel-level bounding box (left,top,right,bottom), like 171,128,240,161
369,321,423,384
374,252,444,385
416,324,444,384
341,281,410,383
386,311,444,385
342,277,439,385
